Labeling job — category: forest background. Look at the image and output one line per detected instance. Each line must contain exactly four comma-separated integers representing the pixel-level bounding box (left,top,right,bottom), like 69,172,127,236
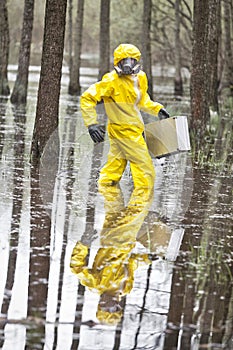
7,0,189,66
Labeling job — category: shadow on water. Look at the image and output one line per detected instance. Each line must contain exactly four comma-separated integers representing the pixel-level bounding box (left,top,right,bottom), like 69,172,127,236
0,70,232,349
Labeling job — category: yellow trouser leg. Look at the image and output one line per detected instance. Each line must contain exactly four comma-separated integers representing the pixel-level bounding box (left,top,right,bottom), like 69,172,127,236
99,124,155,189
99,137,127,185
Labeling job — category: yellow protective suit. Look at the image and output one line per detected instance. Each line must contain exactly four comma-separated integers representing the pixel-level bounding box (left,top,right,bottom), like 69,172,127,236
80,43,164,189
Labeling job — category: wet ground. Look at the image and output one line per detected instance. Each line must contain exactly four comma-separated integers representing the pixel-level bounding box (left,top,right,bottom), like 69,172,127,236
0,67,232,350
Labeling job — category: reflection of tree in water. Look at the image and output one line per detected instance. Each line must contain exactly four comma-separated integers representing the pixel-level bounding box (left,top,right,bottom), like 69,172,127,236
164,167,233,349
28,118,59,346
27,162,52,347
0,98,8,159
0,103,54,348
0,105,27,344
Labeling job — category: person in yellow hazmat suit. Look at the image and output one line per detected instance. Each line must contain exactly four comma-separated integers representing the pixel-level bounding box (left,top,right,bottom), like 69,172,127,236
70,184,171,325
80,43,170,189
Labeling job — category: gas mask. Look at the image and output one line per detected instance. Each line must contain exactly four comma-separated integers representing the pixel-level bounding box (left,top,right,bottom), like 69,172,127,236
114,57,141,76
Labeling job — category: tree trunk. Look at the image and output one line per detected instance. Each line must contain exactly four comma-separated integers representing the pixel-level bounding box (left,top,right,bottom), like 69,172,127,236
174,0,183,97
142,0,153,98
207,0,220,112
190,0,211,146
68,0,73,79
223,0,233,97
10,0,35,105
191,0,221,148
68,0,84,95
0,0,10,96
98,0,110,80
31,0,67,165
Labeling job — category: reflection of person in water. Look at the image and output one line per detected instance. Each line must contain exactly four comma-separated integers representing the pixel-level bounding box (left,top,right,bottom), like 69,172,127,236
70,239,149,325
70,184,171,325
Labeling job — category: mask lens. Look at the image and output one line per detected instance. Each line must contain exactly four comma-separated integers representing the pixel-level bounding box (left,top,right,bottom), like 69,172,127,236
119,58,137,75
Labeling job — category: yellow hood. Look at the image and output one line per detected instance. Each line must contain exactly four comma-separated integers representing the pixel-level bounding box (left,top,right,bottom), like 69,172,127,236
113,43,141,66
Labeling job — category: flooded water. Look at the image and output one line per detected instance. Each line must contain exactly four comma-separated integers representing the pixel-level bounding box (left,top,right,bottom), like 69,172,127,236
0,66,232,350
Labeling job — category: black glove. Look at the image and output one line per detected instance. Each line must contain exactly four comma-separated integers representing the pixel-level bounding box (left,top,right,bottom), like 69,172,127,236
158,108,170,120
88,124,105,143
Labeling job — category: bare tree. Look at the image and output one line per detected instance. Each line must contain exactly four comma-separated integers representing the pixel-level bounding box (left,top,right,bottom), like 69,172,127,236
0,0,10,96
151,0,193,71
142,0,153,98
68,0,84,95
31,0,67,164
10,0,35,105
98,0,110,80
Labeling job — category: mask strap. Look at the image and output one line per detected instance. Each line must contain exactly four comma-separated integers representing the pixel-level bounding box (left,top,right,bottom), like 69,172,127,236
114,65,123,76
132,63,141,74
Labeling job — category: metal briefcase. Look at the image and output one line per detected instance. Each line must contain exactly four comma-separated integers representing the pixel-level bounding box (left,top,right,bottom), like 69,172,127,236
145,116,191,158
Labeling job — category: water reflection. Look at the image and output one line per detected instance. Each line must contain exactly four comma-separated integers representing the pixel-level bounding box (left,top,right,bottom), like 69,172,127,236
0,98,8,160
70,184,155,325
164,168,233,350
1,105,26,317
0,104,28,349
0,78,232,349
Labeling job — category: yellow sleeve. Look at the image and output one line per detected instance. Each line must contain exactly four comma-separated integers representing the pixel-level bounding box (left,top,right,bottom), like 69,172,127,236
80,74,113,127
70,241,89,275
138,72,164,116
70,241,98,289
